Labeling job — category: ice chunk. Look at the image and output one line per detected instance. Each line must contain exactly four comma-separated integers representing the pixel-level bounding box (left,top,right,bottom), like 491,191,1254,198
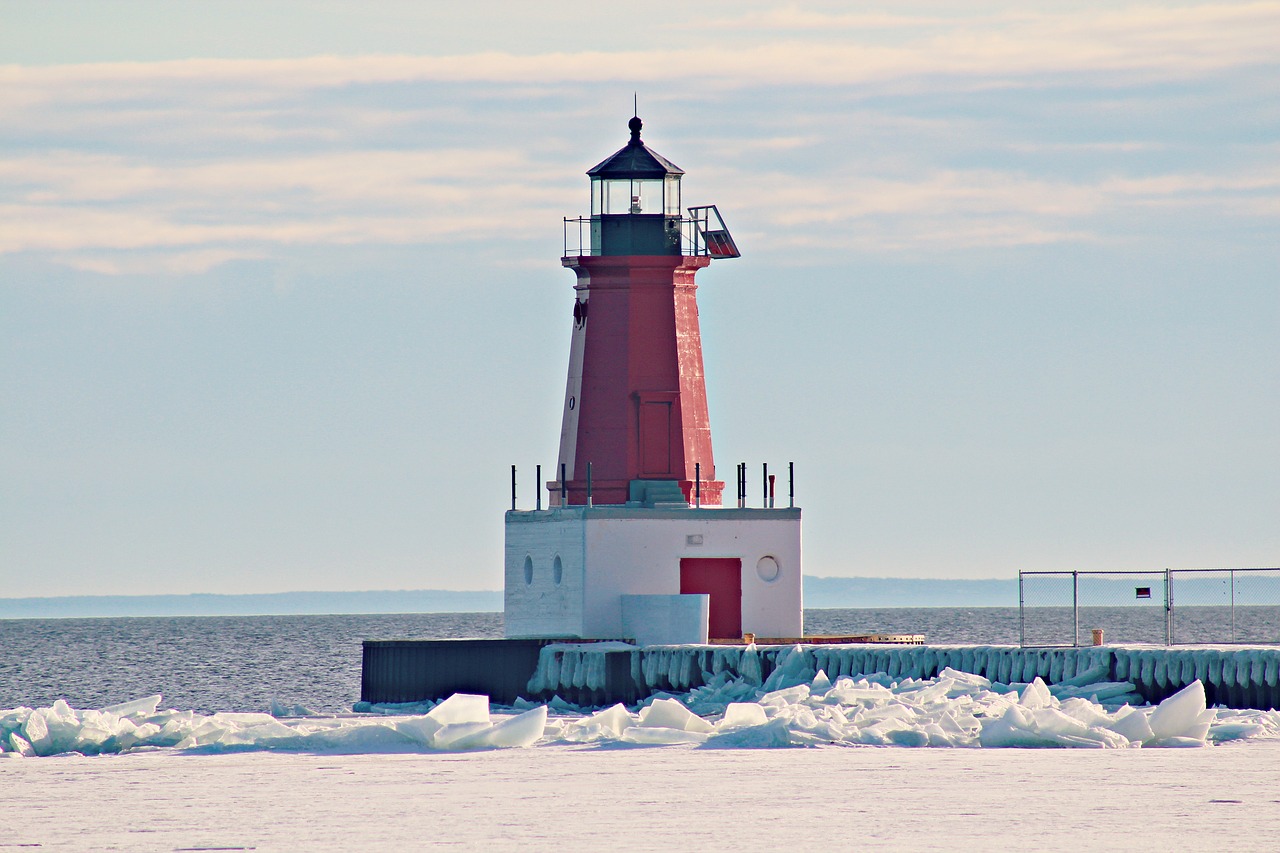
1184,708,1217,743
1107,707,1155,743
101,695,163,720
938,667,991,690
621,726,709,745
270,699,316,718
704,718,793,748
972,701,1116,747
1058,663,1112,688
393,715,442,746
761,645,815,691
886,728,930,747
1150,736,1209,748
1030,708,1130,748
117,722,161,750
286,723,418,753
1019,678,1052,710
562,703,634,743
1056,697,1113,728
759,684,810,707
638,698,714,733
431,722,493,749
718,702,769,731
7,733,36,758
426,694,490,726
811,670,832,693
217,718,303,747
211,712,279,726
1209,721,1269,742
470,706,548,749
1148,681,1207,741
21,710,53,755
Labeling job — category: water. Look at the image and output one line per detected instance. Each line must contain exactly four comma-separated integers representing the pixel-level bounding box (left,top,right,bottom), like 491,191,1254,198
0,612,502,715
5,606,1277,715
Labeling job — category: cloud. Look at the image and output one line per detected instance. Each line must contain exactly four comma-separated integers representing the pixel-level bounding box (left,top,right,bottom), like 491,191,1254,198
1,2,1277,271
3,3,1278,101
57,248,269,277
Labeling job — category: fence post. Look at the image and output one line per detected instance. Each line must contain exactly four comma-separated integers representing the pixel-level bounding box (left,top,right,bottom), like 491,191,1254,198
1018,572,1025,647
1231,568,1236,642
1072,570,1079,647
1164,568,1173,646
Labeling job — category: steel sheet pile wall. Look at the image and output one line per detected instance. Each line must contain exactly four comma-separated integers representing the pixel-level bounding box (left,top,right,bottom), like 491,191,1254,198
361,640,1280,710
1112,647,1280,707
362,639,560,706
526,643,1280,710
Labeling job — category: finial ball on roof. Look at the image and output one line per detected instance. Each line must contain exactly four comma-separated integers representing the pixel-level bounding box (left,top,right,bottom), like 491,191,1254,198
629,116,643,141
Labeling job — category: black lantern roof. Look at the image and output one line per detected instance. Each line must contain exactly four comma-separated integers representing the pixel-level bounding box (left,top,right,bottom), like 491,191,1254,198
586,116,684,179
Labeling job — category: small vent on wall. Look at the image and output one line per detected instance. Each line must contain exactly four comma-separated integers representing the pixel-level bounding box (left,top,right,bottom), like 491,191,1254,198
686,534,704,547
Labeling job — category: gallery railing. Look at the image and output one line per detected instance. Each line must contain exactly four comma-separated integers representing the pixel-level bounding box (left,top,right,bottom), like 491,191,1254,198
562,208,739,259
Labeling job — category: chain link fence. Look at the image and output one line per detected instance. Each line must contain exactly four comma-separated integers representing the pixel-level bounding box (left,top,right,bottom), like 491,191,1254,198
1019,568,1280,647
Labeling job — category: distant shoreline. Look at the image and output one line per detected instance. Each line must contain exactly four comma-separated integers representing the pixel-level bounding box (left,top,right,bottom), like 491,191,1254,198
0,576,1019,619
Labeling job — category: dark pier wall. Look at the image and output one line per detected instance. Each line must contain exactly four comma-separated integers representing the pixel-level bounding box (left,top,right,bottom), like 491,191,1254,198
361,639,558,706
361,640,1280,711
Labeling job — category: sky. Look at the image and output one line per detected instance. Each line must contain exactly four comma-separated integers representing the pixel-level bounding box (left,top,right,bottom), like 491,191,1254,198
2,1,1277,597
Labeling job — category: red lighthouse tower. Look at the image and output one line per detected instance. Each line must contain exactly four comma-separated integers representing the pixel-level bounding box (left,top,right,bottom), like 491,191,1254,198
553,116,739,507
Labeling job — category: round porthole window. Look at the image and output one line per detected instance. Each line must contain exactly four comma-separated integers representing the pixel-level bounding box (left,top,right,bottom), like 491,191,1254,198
553,555,563,586
523,556,534,585
756,556,780,582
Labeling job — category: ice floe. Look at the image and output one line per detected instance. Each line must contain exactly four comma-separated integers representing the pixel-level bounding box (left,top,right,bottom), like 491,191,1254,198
5,662,1280,757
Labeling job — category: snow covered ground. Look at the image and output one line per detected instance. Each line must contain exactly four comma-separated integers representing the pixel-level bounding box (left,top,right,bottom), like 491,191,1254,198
6,661,1280,850
5,744,1280,851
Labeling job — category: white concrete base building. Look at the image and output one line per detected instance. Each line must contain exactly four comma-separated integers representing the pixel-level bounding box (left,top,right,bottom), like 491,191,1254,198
504,506,802,642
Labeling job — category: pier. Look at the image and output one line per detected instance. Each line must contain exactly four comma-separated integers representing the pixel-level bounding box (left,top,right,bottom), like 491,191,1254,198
360,640,1280,711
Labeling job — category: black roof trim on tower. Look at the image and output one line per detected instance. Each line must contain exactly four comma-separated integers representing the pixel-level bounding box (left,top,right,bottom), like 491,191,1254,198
586,116,684,179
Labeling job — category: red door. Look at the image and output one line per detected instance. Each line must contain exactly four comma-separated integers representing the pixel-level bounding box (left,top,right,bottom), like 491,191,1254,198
680,558,742,640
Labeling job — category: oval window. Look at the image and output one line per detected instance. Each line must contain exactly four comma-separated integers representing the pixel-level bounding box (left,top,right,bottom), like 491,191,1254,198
553,555,563,586
523,556,534,585
756,556,780,582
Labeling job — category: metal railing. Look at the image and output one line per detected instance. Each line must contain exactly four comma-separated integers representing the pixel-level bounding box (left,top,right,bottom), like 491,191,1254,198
508,461,795,510
1019,567,1280,647
562,215,718,258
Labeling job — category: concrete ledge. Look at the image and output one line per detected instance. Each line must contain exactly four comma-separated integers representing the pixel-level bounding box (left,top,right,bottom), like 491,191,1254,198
506,506,801,522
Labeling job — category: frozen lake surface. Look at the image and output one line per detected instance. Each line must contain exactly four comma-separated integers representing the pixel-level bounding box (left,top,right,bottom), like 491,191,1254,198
6,744,1280,851
6,611,1280,849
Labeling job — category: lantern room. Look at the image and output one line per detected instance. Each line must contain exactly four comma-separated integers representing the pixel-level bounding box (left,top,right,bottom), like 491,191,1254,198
590,118,682,214
584,116,684,256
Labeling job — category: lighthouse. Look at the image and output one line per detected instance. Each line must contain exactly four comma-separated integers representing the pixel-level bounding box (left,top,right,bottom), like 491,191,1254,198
553,115,726,508
505,116,802,644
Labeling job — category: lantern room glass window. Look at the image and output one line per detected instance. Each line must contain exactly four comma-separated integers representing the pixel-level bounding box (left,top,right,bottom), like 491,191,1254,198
664,175,680,216
591,176,681,216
